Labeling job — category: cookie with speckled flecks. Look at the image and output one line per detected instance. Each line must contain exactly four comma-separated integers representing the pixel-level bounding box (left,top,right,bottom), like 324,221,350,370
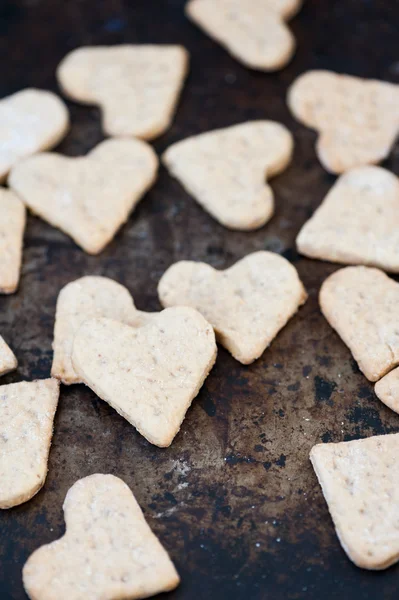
0,379,59,509
57,45,189,139
0,188,26,294
0,336,17,376
375,368,399,415
311,433,399,570
52,276,154,385
158,251,307,364
0,88,69,182
186,0,302,71
163,121,293,230
288,70,399,174
297,166,399,272
23,474,180,600
9,138,158,255
71,307,217,447
320,266,399,382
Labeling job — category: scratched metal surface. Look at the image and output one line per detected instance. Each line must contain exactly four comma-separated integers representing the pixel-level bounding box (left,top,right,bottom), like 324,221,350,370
0,1,399,598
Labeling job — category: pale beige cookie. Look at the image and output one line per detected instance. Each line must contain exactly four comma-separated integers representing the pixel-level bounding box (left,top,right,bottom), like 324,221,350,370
0,88,69,182
57,45,189,139
297,166,399,272
158,251,307,364
0,379,59,509
23,474,180,600
288,70,399,174
375,368,399,415
310,433,399,570
0,336,17,376
52,276,154,385
9,138,158,255
0,188,26,294
186,0,301,71
163,121,293,230
72,307,217,447
320,266,399,382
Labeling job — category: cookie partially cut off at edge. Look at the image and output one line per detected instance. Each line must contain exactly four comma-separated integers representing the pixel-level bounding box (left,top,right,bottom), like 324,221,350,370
57,45,189,139
288,70,399,174
0,336,17,376
320,266,399,382
163,121,293,230
158,251,307,364
0,379,60,509
375,368,399,415
0,88,69,182
52,276,154,385
0,188,26,294
71,307,217,447
186,0,302,71
9,138,158,255
310,433,399,570
297,166,399,272
23,474,180,600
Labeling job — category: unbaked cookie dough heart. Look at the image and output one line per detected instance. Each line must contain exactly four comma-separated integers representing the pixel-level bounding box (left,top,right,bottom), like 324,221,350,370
163,121,293,230
57,45,189,139
288,70,399,174
9,138,158,255
158,251,307,364
297,166,399,272
0,88,69,182
0,379,59,509
186,0,302,71
0,188,26,294
320,266,399,382
0,336,17,376
72,307,217,447
52,276,154,385
311,433,399,570
23,474,180,600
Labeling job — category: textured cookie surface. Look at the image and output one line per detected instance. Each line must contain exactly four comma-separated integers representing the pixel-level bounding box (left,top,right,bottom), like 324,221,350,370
9,138,158,254
0,336,17,376
375,368,399,415
297,167,399,272
163,122,293,230
320,266,399,381
0,88,69,182
0,188,26,294
52,276,153,385
72,308,217,447
186,0,301,71
310,433,399,570
57,45,188,139
0,379,59,509
158,251,306,364
23,474,180,600
288,70,399,173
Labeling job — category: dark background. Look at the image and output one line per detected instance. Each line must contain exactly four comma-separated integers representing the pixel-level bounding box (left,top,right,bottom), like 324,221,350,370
0,1,399,598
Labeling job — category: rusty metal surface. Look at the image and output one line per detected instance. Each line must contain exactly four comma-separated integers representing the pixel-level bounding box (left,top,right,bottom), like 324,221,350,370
0,1,399,598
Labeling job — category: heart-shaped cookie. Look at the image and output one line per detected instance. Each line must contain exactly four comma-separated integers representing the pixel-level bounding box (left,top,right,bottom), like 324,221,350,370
52,276,154,385
297,166,399,272
288,70,399,174
186,0,302,71
0,379,59,509
311,433,399,570
23,474,180,600
158,251,307,364
0,188,26,294
9,138,158,255
163,121,293,230
320,266,399,381
57,45,189,139
71,307,217,447
0,336,17,377
0,88,69,182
